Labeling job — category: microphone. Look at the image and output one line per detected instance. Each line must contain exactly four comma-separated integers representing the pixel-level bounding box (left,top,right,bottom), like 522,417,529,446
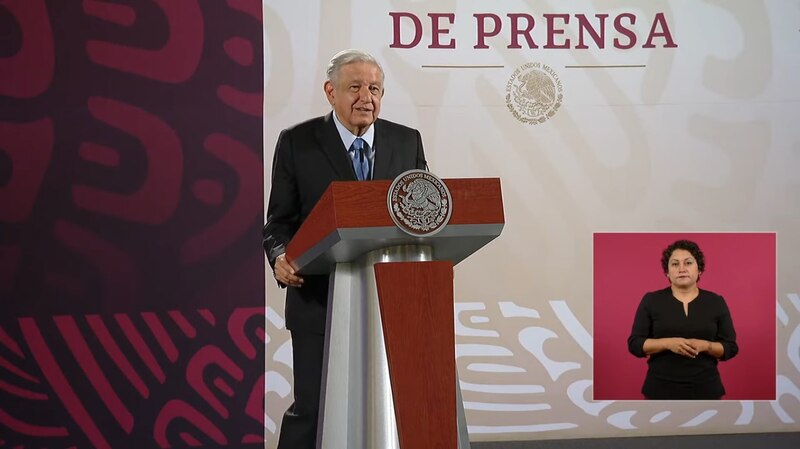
417,157,429,171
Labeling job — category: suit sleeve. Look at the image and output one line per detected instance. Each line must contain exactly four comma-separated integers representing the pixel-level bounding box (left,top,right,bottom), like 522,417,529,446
627,294,652,358
263,129,300,272
716,296,738,361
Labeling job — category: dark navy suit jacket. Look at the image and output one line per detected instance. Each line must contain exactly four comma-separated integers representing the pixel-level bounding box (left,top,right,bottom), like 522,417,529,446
263,112,427,334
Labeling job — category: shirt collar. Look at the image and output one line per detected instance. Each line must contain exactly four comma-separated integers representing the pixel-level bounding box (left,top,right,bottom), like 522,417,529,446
332,111,375,150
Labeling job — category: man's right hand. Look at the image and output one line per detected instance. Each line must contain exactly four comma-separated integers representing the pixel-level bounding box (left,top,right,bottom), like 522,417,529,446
273,253,303,287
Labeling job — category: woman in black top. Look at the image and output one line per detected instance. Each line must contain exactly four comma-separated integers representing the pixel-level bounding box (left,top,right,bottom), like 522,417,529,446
627,240,738,399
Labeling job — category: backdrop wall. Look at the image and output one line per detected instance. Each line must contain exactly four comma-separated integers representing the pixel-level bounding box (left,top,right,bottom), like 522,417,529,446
264,0,800,445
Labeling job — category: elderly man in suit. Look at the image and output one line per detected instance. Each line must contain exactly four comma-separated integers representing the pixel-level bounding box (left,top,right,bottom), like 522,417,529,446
263,49,427,449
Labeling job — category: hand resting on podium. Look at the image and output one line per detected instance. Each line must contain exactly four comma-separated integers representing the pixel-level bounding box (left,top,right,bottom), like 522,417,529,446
273,253,304,288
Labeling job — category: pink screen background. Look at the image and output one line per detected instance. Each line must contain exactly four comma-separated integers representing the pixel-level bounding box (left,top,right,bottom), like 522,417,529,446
592,232,776,400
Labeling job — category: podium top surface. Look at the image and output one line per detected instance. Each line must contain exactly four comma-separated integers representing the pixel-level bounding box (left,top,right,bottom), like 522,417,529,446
286,177,504,274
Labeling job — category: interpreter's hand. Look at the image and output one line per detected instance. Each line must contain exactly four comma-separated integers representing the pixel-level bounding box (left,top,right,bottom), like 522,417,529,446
686,338,711,354
273,253,303,288
666,337,699,358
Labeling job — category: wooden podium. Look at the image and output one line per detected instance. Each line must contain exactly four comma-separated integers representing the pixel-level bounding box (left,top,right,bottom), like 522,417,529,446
285,178,504,449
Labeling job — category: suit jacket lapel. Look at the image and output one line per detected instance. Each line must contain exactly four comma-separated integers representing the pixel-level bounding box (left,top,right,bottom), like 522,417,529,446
316,112,357,180
372,119,393,180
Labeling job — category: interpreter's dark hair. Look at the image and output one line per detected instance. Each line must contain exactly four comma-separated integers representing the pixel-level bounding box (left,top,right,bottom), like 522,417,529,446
661,239,705,276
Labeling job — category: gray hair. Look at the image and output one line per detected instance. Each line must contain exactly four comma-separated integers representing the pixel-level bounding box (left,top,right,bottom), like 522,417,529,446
326,49,384,85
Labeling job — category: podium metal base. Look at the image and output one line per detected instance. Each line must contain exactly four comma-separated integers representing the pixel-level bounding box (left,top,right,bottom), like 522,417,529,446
318,245,470,449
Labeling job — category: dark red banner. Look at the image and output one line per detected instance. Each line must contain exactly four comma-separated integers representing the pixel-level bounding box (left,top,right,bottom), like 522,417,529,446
0,1,265,447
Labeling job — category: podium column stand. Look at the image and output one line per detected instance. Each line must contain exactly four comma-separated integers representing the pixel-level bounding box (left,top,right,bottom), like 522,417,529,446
284,179,504,449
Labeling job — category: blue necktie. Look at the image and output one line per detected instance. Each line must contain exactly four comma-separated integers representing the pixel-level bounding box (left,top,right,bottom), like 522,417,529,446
350,137,370,181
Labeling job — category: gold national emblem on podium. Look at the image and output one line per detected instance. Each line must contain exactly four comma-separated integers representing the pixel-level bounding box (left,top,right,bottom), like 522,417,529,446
506,62,563,124
387,169,452,237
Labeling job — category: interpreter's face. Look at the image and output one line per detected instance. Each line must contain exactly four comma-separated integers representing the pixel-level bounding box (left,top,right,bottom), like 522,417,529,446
666,249,701,288
324,62,383,136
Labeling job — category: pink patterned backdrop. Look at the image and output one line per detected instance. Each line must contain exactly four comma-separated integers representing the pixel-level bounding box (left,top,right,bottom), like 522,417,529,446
0,1,265,447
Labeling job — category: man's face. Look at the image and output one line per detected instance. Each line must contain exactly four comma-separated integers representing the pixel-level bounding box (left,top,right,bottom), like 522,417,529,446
324,62,383,136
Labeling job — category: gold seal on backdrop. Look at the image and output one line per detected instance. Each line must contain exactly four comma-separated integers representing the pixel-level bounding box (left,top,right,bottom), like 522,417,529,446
387,169,452,237
506,62,563,124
